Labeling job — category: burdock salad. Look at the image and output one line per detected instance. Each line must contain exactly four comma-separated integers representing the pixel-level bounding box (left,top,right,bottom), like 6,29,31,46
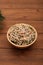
7,23,37,47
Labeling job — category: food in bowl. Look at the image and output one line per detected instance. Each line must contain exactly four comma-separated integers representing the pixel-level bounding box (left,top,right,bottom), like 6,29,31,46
7,23,37,48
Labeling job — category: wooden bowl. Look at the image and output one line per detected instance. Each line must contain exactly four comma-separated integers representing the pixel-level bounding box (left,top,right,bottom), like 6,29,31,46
7,23,37,49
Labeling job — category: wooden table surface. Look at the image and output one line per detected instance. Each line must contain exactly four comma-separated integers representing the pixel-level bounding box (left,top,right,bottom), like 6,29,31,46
0,0,43,65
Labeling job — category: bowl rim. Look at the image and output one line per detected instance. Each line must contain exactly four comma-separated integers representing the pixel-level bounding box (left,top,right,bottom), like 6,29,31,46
7,23,37,48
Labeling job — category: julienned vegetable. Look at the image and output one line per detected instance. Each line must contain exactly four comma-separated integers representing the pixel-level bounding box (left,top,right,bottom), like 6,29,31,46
7,23,37,47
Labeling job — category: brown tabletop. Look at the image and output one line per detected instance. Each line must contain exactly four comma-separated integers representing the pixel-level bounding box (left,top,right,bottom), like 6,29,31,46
0,0,43,65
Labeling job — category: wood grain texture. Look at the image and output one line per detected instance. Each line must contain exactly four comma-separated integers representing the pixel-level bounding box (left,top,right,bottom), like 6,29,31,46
1,9,43,21
0,0,43,65
0,0,43,9
0,0,43,3
0,49,43,65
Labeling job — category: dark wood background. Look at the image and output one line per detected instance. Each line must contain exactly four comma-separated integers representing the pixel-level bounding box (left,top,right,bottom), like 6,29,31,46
0,0,43,65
